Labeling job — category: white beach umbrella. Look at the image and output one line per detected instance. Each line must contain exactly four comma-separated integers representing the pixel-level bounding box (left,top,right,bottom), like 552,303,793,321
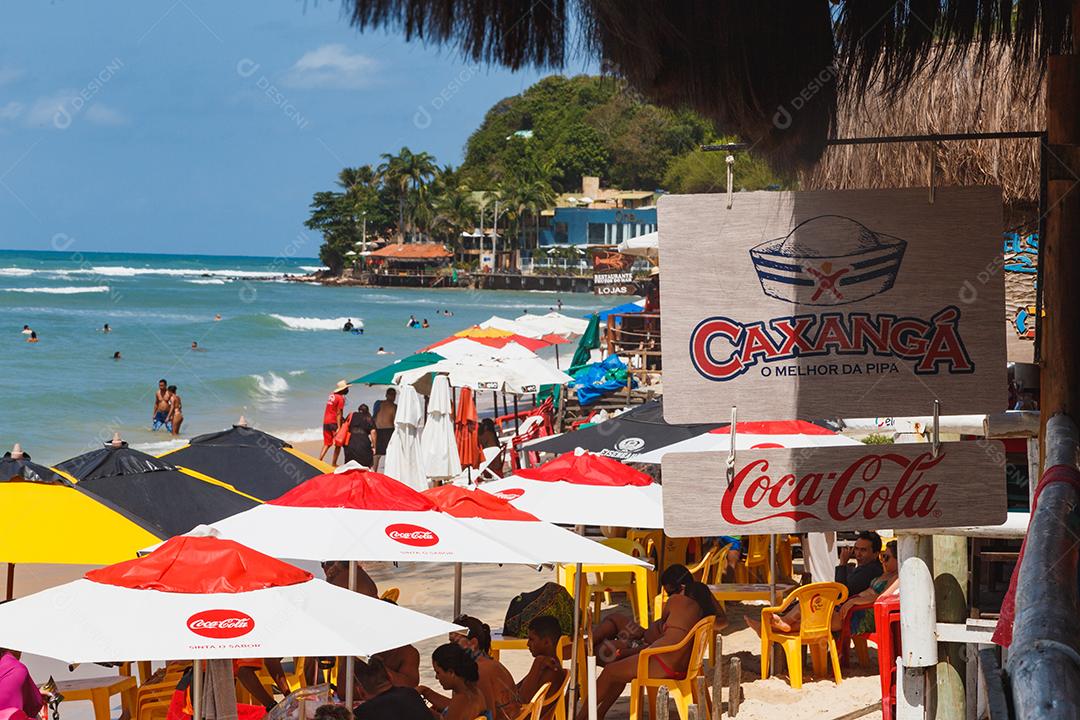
617,231,658,260
480,450,665,528
631,420,862,464
0,535,459,663
394,358,571,395
514,312,590,338
477,315,545,338
432,337,538,362
420,375,462,481
384,383,426,491
205,469,648,567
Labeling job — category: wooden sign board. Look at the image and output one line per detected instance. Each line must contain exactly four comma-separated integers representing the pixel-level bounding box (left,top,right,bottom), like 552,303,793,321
659,187,1007,422
662,442,1007,536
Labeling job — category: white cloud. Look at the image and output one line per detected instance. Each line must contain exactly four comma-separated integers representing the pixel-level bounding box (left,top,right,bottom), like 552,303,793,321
85,103,129,126
25,92,71,126
281,44,378,89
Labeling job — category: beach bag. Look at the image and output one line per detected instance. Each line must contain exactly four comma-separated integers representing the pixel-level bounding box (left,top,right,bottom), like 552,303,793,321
503,582,575,639
334,414,352,446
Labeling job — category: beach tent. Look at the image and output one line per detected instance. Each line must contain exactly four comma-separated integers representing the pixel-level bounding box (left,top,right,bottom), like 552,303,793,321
384,383,426,491
631,420,862,463
514,312,590,339
617,231,658,260
420,375,462,481
1,450,165,598
522,400,723,461
481,450,664,528
159,422,331,501
0,534,459,663
53,441,258,538
349,351,446,386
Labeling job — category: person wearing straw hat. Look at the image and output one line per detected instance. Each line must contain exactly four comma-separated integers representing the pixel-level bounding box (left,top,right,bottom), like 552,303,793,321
319,380,349,464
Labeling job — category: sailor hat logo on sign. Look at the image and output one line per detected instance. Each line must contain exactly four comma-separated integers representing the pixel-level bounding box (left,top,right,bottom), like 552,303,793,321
187,609,255,639
385,523,440,547
615,438,646,452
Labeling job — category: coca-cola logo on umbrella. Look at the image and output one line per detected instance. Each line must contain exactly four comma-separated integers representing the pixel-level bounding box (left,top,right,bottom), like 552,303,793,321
187,609,255,639
493,488,524,501
385,523,440,547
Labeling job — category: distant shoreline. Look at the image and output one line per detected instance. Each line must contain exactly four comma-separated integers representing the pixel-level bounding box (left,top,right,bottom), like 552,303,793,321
288,270,600,294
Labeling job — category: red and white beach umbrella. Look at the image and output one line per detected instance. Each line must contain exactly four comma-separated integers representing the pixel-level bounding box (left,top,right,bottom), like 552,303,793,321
481,450,664,528
0,535,459,663
631,420,861,463
206,468,647,567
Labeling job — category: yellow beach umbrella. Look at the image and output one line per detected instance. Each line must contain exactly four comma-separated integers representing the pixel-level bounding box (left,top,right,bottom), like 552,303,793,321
453,325,514,339
0,446,165,599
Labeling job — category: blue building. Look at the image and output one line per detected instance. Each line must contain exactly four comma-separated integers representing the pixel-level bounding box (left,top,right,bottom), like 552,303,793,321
539,205,657,246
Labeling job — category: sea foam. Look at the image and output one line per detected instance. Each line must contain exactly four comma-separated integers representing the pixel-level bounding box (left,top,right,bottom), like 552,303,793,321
2,285,111,294
269,314,363,331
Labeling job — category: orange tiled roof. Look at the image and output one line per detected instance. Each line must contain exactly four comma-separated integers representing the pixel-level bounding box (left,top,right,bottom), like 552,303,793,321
369,243,452,259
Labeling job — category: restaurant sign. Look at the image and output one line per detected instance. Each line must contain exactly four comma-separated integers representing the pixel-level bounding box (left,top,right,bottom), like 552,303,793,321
592,250,639,295
662,442,1006,536
659,188,1007,422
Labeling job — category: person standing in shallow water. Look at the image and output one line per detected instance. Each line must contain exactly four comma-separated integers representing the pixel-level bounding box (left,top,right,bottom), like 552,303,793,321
168,385,183,436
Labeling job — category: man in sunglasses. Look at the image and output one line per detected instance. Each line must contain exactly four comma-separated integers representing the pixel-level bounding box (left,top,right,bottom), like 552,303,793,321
835,531,884,597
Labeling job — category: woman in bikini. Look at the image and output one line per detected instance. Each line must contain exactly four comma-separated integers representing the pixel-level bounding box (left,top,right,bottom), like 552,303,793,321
445,615,521,720
580,565,721,720
418,643,488,720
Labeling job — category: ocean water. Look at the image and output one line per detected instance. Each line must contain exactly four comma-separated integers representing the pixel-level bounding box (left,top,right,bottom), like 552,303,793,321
0,250,621,464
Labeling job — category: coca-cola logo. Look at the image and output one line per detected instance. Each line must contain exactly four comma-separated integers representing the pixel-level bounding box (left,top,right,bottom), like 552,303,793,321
187,609,255,639
720,451,944,526
494,488,524,501
385,523,439,547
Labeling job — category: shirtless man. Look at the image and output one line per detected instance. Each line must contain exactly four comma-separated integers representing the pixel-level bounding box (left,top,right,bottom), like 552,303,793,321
152,379,172,432
372,388,396,472
372,600,421,687
168,385,183,436
516,615,565,713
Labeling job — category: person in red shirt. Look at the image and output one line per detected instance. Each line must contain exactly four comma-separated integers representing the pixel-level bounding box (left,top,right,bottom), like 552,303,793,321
319,380,349,464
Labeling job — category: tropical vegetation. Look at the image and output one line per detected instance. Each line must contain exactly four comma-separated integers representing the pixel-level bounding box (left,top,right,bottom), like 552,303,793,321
306,74,783,273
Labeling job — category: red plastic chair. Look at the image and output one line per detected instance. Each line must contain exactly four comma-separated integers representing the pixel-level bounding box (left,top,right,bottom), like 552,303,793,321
874,595,902,720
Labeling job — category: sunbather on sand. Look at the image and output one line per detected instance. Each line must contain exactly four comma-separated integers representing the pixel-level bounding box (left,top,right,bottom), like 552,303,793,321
581,566,722,720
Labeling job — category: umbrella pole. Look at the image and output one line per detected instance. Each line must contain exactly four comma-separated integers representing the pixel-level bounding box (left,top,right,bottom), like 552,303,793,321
513,396,520,434
192,659,202,720
345,561,358,707
554,344,560,369
769,535,778,677
568,563,583,718
5,563,13,600
453,563,463,618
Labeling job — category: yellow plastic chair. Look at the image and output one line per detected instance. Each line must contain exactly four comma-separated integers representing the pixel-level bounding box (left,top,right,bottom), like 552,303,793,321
626,529,663,567
541,667,572,720
628,616,714,720
380,587,401,602
760,582,848,689
660,536,691,572
590,538,648,618
511,682,552,720
686,546,719,584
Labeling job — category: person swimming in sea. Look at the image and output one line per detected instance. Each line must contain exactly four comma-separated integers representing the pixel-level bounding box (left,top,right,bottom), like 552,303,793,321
191,341,206,351
343,319,354,332
112,351,121,360
21,325,31,335
421,318,430,328
102,323,111,333
26,331,38,343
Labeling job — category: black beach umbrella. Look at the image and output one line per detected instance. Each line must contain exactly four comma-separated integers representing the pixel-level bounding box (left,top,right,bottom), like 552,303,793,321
53,438,258,538
159,422,331,501
523,400,723,461
0,445,67,484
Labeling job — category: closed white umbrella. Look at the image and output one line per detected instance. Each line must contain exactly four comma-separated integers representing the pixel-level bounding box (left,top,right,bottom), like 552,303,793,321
0,534,459,663
384,384,426,490
420,375,462,481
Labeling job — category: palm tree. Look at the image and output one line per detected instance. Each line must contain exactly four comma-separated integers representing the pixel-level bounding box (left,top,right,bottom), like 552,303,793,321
377,150,409,243
378,148,439,243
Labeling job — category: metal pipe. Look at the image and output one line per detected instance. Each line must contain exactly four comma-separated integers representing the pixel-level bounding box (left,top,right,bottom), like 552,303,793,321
1009,414,1080,719
344,561,357,707
567,563,583,717
192,660,202,720
453,563,463,618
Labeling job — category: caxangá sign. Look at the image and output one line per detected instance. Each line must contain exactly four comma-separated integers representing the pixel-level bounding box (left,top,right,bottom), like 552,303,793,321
659,187,1007,422
662,443,1006,536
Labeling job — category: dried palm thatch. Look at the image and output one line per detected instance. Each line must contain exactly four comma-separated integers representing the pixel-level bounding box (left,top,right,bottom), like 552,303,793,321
344,0,1074,171
802,46,1044,211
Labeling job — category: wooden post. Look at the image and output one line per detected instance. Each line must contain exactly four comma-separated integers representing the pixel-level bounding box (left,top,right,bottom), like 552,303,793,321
657,686,670,720
1039,2,1080,456
934,536,968,719
728,657,741,717
711,636,724,720
5,563,13,601
695,676,707,720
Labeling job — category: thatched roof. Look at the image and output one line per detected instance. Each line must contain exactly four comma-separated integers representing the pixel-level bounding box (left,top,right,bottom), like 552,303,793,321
345,1,1074,170
802,47,1044,209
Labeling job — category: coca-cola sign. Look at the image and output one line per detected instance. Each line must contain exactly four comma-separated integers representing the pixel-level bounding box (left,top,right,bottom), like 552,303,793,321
385,523,440,547
187,609,255,639
662,442,1006,535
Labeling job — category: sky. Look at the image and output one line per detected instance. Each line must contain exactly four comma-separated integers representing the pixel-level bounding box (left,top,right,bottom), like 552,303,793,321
0,1,590,257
